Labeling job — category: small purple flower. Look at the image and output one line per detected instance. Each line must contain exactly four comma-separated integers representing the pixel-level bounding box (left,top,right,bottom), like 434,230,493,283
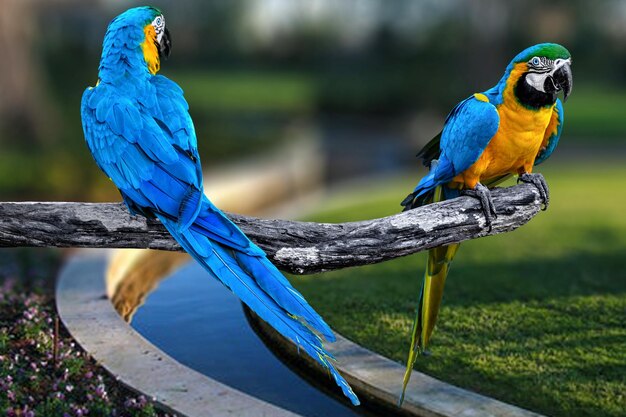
23,309,35,320
95,384,107,398
84,371,93,379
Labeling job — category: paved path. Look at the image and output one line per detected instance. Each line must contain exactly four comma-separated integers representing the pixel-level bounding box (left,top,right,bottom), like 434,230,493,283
56,251,302,417
250,311,546,417
58,250,548,417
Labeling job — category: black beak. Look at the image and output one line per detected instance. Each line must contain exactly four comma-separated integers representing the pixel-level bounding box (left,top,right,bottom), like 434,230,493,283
552,62,573,102
158,27,171,59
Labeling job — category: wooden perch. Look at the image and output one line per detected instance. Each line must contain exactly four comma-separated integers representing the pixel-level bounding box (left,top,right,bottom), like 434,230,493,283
0,183,543,274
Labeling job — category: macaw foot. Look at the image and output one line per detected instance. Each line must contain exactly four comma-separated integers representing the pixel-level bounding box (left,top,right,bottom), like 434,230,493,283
518,172,549,210
462,182,497,230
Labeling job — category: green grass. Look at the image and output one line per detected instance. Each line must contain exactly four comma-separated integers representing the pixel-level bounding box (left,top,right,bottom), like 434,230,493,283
168,71,316,113
290,163,626,417
565,86,626,139
170,71,626,140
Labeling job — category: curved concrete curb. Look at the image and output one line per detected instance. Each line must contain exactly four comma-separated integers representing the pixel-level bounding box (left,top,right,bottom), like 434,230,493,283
56,251,301,417
246,308,546,417
57,250,547,417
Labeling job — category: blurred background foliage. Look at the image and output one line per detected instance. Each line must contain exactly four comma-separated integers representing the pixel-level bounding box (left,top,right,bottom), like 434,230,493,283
0,0,624,201
1,2,624,415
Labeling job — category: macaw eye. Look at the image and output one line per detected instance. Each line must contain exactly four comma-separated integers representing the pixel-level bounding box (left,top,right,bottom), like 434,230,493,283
154,16,163,27
531,57,540,66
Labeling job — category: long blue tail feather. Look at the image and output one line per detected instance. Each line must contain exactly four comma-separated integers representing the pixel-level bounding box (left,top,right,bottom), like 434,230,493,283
231,250,336,342
156,207,359,405
81,7,359,406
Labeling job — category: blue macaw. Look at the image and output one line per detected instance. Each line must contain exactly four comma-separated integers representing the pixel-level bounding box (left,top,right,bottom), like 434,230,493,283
81,7,358,405
399,43,573,402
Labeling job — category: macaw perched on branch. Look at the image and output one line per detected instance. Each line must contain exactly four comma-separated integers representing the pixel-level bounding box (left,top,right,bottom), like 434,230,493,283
81,7,359,405
399,43,573,403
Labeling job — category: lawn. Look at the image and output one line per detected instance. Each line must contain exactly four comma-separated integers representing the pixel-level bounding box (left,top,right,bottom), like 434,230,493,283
290,162,626,417
169,71,626,140
564,86,626,139
169,71,315,113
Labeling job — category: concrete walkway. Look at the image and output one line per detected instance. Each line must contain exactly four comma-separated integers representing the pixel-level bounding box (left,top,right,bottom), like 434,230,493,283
58,250,546,417
249,310,546,417
56,251,302,417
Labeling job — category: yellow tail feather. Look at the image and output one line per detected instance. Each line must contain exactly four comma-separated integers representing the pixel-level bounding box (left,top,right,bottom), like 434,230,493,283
399,186,460,405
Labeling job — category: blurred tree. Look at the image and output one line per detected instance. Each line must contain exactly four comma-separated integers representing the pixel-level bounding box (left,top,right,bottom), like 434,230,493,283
0,0,55,147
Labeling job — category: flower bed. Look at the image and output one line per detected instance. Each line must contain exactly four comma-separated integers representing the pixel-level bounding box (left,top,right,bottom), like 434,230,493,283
0,249,176,417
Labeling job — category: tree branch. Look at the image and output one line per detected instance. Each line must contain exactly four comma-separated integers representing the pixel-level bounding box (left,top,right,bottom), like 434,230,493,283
0,184,543,274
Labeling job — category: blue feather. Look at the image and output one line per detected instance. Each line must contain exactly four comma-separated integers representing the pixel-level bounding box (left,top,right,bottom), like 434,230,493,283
411,97,499,197
81,6,359,405
158,211,358,404
177,185,203,232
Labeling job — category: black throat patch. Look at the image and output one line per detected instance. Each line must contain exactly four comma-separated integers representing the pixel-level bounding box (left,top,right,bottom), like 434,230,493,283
515,73,557,109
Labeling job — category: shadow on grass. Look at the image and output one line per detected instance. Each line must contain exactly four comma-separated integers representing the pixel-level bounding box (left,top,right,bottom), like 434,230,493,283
290,226,626,417
444,250,626,307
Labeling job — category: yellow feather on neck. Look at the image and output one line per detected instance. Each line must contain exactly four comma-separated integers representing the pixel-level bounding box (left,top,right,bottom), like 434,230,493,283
141,25,160,75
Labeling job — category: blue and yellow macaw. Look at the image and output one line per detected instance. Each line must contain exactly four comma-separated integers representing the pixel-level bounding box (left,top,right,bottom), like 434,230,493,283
399,43,573,402
80,7,359,405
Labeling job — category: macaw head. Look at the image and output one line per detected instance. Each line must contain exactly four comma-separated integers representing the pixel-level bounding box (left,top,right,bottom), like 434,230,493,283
100,6,171,78
507,43,573,108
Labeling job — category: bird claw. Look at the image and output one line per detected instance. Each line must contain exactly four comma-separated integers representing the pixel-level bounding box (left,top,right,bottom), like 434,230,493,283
518,172,550,210
461,183,497,231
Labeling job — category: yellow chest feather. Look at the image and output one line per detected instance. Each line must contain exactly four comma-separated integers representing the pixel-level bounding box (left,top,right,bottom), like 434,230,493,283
454,103,554,188
452,66,555,188
480,102,554,174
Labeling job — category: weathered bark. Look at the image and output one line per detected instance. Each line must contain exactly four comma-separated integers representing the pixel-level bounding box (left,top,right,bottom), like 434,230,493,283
0,183,543,274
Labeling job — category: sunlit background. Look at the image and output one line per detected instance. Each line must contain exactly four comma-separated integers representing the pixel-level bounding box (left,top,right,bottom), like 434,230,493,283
1,1,625,417
1,0,625,200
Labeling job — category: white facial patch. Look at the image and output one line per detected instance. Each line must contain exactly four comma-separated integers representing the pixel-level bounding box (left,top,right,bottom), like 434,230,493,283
152,15,165,43
525,57,571,93
526,72,548,92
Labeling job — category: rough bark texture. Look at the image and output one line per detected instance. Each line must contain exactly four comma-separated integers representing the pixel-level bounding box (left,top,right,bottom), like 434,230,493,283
0,183,543,274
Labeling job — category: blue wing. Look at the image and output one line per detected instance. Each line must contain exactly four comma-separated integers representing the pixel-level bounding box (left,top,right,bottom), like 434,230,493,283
535,98,564,165
81,77,359,405
81,79,256,253
410,95,500,198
